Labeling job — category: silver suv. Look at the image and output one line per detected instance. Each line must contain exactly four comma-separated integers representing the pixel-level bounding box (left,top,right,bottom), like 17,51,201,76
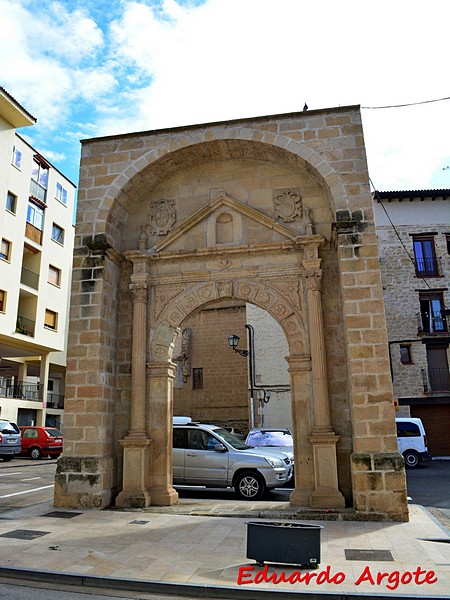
172,418,293,499
0,420,21,461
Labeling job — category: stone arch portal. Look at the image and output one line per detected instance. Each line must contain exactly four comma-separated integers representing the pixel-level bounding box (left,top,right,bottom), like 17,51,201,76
55,107,408,521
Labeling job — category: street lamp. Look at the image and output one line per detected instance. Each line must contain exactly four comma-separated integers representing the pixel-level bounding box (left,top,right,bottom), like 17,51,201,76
228,325,255,428
257,389,271,427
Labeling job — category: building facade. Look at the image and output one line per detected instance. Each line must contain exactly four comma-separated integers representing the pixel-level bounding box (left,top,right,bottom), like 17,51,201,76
0,87,75,429
54,105,408,521
374,189,450,456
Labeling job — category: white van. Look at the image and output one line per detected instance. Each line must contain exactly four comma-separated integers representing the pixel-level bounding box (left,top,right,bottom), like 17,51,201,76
396,417,431,468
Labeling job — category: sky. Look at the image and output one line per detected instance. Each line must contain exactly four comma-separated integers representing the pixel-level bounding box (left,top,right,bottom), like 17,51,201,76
1,0,449,192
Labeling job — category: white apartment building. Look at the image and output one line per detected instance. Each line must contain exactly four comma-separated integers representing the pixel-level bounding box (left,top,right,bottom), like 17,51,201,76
374,189,450,456
0,86,75,429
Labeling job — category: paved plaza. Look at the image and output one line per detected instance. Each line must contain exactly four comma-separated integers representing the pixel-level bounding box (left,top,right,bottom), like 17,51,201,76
0,497,449,598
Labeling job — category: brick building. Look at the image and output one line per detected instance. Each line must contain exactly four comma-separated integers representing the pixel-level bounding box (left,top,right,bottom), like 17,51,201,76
374,189,450,456
54,105,408,521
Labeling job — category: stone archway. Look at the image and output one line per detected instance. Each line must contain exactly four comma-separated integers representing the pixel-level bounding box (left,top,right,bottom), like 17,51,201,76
54,106,408,521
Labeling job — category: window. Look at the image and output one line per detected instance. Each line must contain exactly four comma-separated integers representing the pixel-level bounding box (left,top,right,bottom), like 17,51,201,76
400,345,412,364
419,292,447,333
413,236,439,277
51,223,64,245
6,191,17,214
0,290,6,312
426,344,450,392
396,422,420,437
0,238,11,261
192,368,203,390
26,202,44,230
30,158,48,203
48,265,61,287
44,309,58,330
12,146,22,169
55,182,68,205
446,235,450,255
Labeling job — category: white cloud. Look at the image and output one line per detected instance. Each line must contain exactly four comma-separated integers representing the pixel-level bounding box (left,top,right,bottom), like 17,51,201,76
1,0,449,189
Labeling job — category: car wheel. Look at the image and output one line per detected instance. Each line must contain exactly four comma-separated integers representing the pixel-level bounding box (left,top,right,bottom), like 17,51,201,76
30,447,42,460
234,471,266,500
2,456,13,462
403,450,420,469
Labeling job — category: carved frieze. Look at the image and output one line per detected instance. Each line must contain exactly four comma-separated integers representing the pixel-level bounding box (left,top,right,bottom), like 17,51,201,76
273,188,302,222
149,199,176,236
153,285,185,322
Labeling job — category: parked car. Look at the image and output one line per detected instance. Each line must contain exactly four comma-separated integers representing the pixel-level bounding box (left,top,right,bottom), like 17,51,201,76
245,427,295,485
172,418,294,499
396,417,431,468
245,428,294,461
19,426,63,459
0,420,21,461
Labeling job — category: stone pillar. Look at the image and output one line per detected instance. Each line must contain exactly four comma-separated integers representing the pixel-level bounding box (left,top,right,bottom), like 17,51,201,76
147,361,179,506
288,355,315,507
304,266,345,508
116,282,151,508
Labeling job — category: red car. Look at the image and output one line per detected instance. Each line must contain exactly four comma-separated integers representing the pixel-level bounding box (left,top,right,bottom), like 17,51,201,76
19,426,63,459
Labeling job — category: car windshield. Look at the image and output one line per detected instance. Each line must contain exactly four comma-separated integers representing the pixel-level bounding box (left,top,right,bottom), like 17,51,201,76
247,430,293,447
211,427,250,450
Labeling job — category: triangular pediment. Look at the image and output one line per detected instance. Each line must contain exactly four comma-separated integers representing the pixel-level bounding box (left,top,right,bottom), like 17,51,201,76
151,193,299,253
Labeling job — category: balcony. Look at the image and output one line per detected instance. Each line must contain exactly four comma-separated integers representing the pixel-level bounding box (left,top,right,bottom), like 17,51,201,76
414,257,442,278
16,316,35,337
422,368,450,393
46,393,65,409
0,380,40,401
29,179,47,204
25,222,42,245
417,310,448,334
20,266,39,290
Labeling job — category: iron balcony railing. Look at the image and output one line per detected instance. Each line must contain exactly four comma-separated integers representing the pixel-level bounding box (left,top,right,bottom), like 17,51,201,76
16,316,35,337
416,310,448,334
0,381,40,401
414,257,442,277
421,368,450,393
20,266,39,289
46,393,65,409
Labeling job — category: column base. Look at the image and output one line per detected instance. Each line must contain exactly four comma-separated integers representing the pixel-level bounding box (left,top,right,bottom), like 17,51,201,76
310,490,345,508
289,488,313,507
116,437,151,509
151,486,179,506
309,433,345,508
116,488,152,509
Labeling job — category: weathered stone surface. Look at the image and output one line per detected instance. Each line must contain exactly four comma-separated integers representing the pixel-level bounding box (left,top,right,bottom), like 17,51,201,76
56,106,407,521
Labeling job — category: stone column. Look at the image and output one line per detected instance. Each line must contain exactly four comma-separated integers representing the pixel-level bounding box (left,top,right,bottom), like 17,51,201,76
304,267,345,508
116,282,151,508
147,361,179,506
288,355,315,507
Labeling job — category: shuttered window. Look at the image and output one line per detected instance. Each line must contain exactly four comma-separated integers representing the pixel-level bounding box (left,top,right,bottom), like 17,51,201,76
44,309,57,330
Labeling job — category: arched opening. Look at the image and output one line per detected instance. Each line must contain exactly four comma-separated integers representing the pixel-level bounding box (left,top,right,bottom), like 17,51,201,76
55,108,407,521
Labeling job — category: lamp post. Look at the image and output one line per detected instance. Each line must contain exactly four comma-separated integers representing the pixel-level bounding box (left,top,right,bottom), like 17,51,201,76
228,324,255,428
257,389,271,427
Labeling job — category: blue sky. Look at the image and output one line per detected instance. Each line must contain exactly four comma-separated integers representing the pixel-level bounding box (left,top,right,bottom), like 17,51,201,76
1,0,449,191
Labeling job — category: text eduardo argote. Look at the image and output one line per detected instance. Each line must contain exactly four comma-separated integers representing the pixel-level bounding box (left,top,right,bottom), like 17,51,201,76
237,564,437,590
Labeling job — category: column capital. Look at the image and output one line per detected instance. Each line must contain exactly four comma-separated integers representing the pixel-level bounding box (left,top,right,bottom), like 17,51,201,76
129,282,148,303
303,269,322,292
